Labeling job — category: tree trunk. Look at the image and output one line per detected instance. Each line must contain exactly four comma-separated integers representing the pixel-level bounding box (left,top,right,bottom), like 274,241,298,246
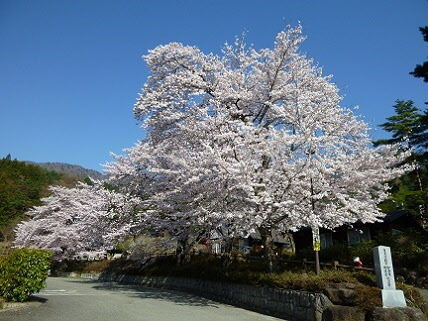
259,226,276,272
176,229,206,265
176,238,191,265
221,236,233,268
310,178,321,275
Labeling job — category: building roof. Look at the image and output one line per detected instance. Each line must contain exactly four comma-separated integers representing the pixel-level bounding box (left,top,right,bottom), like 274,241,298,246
381,210,408,223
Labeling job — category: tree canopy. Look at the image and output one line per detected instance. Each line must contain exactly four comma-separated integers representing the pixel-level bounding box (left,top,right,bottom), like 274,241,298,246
106,25,409,265
374,99,428,152
14,182,142,259
410,26,428,83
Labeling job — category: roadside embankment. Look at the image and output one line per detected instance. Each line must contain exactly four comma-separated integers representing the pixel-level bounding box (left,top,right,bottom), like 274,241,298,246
60,272,426,321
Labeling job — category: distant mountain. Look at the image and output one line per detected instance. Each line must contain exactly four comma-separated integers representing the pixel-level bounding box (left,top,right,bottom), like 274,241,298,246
25,162,105,180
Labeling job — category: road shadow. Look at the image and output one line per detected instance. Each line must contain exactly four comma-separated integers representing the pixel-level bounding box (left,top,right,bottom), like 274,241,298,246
66,278,221,308
27,296,48,303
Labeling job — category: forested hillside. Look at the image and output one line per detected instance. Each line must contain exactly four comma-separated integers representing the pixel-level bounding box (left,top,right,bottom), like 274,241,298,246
25,162,105,180
0,156,83,241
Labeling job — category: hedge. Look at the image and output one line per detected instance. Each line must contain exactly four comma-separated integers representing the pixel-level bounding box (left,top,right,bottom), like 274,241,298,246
0,249,51,302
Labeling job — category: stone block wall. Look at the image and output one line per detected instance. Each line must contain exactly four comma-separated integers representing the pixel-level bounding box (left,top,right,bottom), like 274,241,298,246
97,273,331,321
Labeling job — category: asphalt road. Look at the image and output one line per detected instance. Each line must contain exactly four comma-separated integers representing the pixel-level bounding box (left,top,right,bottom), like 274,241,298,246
0,277,284,321
419,288,428,302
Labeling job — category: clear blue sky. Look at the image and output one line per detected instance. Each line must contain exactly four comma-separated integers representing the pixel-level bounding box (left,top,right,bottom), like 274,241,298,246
1,0,427,172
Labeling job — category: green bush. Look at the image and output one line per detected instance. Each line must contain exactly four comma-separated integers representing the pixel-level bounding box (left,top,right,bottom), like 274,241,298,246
352,271,377,287
375,230,428,272
398,284,428,318
0,249,51,302
348,241,377,266
318,243,351,263
82,260,112,273
298,230,428,276
50,259,90,275
354,285,382,311
99,254,362,291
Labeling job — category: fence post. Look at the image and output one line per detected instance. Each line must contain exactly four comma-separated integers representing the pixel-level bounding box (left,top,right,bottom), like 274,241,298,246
333,260,339,271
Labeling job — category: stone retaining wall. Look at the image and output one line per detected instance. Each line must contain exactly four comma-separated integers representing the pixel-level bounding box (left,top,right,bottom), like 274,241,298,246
95,273,331,321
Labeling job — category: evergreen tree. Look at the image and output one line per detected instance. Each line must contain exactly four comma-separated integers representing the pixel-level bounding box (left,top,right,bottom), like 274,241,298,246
375,100,428,227
410,26,428,83
374,100,427,153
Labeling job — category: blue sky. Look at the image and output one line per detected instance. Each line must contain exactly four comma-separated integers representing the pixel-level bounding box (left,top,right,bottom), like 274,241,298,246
1,0,427,172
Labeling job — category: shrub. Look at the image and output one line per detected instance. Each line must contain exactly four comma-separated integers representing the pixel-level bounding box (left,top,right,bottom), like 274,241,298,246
354,285,382,311
318,243,351,263
298,230,428,276
102,254,362,292
352,271,377,287
0,249,51,302
398,284,428,318
50,259,90,275
348,241,377,266
374,230,428,272
82,260,112,273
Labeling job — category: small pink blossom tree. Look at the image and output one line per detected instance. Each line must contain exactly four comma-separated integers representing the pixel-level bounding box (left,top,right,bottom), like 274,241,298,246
14,182,141,260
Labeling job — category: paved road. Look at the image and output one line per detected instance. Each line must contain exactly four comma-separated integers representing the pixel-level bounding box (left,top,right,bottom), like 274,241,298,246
419,288,428,302
0,277,284,321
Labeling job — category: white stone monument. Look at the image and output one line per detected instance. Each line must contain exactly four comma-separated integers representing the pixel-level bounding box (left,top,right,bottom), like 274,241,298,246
373,245,406,307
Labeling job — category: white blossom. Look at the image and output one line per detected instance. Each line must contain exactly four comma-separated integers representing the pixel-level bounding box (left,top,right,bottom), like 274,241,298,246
14,182,142,259
107,25,410,255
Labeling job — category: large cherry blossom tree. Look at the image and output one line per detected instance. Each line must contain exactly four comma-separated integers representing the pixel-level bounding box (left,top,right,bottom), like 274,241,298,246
106,25,410,268
14,182,141,259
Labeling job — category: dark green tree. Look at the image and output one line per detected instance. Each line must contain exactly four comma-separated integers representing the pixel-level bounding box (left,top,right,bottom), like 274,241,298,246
410,26,428,82
410,26,428,83
413,109,428,150
374,100,427,152
375,100,428,228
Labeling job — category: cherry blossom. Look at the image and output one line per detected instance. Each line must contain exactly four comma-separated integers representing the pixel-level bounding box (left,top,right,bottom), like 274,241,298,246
106,25,411,263
14,182,141,259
